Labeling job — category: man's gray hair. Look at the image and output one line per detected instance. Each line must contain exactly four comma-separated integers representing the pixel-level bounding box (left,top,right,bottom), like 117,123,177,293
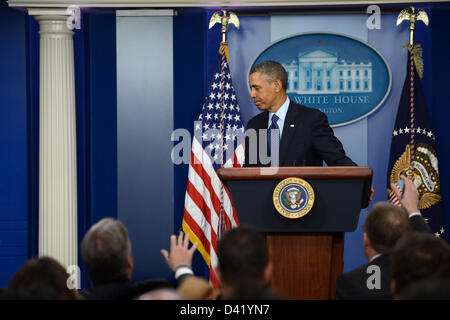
250,60,288,90
81,218,132,285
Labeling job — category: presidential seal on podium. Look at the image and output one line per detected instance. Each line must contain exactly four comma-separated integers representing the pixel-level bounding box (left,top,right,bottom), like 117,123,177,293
273,177,315,219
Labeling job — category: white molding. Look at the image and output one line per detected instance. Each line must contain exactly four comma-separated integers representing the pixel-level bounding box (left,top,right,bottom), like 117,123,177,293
8,0,449,8
116,9,175,17
28,8,71,16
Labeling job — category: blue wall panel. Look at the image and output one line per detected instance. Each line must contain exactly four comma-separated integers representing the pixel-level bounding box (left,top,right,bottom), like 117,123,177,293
26,15,39,262
0,2,29,286
431,8,450,240
116,13,175,282
88,12,118,226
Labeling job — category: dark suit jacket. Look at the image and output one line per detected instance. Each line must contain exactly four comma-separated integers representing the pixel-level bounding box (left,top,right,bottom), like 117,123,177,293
334,254,392,300
79,278,171,300
244,101,356,167
334,214,432,300
409,214,432,233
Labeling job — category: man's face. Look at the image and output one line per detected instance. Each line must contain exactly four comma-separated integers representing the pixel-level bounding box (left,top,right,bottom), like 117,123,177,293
249,72,281,113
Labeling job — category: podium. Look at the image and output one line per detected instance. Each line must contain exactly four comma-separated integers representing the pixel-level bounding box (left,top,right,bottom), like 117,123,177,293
218,166,373,300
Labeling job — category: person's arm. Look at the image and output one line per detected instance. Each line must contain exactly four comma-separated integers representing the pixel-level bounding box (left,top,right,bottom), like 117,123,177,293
391,175,432,233
160,231,198,282
311,111,357,166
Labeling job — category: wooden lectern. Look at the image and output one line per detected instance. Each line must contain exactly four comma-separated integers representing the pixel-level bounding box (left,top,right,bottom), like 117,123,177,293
218,166,373,300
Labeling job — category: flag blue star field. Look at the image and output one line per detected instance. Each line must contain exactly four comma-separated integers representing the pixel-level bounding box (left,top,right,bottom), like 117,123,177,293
195,59,245,171
182,45,245,288
387,48,446,239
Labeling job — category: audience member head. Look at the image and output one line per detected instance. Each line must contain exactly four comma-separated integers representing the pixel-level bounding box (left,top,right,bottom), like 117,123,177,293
391,231,450,298
5,257,78,300
81,218,133,286
217,226,273,299
362,202,411,260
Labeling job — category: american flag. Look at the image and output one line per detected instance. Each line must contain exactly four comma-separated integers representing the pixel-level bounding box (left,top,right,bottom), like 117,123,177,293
182,44,245,288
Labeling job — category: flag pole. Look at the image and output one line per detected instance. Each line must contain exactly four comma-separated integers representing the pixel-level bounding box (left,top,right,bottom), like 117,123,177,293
396,7,429,177
208,10,240,239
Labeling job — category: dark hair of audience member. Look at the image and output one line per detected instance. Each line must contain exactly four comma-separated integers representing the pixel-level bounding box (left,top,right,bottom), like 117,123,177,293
227,280,276,300
391,231,450,295
5,257,78,300
218,226,269,287
397,276,450,300
362,202,411,254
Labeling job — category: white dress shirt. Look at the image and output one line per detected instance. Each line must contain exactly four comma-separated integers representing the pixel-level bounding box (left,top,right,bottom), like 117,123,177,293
268,97,290,139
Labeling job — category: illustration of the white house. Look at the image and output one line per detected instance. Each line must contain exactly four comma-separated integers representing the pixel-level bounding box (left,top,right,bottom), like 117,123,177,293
283,50,372,94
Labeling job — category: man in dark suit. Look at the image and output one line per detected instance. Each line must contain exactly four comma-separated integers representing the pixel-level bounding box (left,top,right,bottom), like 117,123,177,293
244,60,356,167
334,175,431,300
80,218,171,300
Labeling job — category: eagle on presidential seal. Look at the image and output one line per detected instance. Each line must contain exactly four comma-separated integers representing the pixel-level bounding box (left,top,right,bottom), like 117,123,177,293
282,187,305,210
388,142,442,209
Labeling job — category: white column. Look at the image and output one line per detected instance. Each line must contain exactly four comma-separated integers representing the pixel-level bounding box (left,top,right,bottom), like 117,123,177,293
30,9,78,268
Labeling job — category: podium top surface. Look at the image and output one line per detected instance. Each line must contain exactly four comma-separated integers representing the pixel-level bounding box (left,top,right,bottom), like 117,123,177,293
218,166,373,181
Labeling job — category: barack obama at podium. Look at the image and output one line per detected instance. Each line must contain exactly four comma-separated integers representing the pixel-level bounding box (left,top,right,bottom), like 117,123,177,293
244,60,356,167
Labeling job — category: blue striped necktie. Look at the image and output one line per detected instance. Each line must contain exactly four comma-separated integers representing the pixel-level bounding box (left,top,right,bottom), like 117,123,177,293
268,114,280,155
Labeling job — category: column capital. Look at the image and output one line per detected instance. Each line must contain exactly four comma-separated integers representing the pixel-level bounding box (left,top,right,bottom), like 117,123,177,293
28,8,76,36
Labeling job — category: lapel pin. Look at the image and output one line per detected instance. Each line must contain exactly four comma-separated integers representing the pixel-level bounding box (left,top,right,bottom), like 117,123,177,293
290,124,295,128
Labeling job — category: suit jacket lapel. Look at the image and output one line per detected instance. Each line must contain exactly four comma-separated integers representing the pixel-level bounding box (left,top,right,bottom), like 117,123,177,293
258,111,269,130
253,112,269,166
279,102,302,166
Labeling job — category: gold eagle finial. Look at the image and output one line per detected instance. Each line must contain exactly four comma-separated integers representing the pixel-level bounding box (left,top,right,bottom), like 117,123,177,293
397,7,429,78
396,7,429,46
209,10,240,43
